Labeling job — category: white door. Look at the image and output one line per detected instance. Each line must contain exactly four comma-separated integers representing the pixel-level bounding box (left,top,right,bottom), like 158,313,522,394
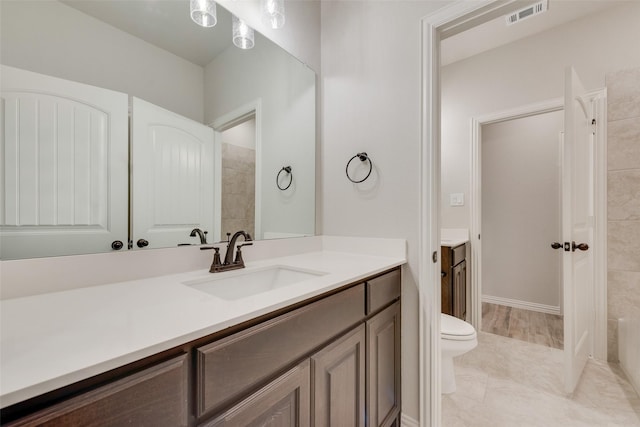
563,66,595,393
131,97,214,249
0,65,128,259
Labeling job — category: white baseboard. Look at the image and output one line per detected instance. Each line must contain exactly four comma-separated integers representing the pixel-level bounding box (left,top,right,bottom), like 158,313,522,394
482,295,561,316
401,413,420,427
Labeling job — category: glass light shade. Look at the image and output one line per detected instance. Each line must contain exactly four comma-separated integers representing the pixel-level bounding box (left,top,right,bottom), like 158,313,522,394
232,15,255,50
261,0,285,29
190,0,217,27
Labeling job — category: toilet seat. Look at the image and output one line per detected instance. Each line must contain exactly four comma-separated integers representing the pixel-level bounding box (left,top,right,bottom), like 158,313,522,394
441,313,476,341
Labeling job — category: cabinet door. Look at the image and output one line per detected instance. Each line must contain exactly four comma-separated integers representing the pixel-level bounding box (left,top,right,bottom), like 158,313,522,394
453,260,466,320
367,302,401,427
441,247,453,315
311,324,366,427
201,360,310,427
8,355,189,427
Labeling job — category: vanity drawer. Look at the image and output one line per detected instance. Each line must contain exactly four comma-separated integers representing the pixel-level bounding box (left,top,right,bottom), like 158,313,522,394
7,355,189,427
366,269,401,315
196,283,365,418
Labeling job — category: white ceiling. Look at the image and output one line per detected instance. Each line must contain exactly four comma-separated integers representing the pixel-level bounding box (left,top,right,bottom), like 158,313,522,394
62,0,236,67
441,0,625,66
62,0,625,69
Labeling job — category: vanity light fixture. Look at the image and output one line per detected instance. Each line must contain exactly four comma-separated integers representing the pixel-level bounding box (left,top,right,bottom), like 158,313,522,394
232,15,255,49
190,0,217,28
261,0,285,29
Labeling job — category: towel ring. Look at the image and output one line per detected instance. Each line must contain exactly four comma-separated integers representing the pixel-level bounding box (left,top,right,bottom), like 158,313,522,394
277,166,293,190
346,152,372,183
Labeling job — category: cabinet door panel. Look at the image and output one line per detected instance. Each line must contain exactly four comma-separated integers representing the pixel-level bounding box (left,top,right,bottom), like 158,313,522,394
311,324,366,427
8,355,188,427
202,360,310,427
367,302,401,427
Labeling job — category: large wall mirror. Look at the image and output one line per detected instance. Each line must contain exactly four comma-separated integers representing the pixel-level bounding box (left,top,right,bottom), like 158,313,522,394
0,0,316,260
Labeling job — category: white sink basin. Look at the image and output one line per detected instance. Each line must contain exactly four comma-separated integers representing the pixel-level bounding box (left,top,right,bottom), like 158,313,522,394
183,265,327,300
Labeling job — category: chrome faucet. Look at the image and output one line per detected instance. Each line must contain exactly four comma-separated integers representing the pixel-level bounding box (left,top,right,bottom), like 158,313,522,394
190,228,207,244
207,230,253,273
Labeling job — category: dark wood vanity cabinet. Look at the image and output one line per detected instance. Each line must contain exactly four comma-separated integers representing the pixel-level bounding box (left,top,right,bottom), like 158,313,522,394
441,243,467,320
3,268,401,427
6,355,189,427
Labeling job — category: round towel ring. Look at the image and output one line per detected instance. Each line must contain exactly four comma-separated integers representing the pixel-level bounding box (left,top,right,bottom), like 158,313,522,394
277,166,293,190
346,152,372,183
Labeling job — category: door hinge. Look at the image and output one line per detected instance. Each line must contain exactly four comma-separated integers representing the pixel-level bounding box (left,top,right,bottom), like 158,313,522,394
591,119,596,125
564,242,570,252
432,251,438,263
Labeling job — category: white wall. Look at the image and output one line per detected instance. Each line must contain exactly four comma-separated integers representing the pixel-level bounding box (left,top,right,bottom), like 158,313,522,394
222,118,256,150
481,111,563,309
441,2,640,228
0,0,204,122
321,1,450,421
204,39,316,239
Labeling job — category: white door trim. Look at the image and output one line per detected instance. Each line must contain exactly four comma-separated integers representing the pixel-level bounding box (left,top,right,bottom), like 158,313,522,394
210,99,263,241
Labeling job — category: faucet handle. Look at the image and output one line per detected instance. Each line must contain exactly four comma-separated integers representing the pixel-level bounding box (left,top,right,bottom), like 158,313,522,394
208,247,223,273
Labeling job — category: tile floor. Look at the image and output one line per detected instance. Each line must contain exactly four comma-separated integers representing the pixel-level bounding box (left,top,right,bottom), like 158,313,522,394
442,331,640,426
482,302,564,349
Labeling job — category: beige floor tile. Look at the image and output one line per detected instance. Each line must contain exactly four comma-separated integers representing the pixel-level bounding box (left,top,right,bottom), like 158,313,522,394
442,331,640,426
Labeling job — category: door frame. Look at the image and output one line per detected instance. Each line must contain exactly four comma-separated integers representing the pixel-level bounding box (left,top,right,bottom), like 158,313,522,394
420,1,607,425
469,93,607,361
211,99,263,242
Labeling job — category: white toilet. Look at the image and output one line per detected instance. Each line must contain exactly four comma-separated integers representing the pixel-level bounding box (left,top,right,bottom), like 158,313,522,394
441,313,477,394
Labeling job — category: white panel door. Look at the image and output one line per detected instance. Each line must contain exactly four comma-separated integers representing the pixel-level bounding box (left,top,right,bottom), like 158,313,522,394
131,97,214,249
563,67,595,393
0,65,128,259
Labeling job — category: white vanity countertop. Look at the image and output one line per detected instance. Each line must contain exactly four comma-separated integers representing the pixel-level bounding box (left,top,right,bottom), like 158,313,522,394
440,238,469,247
440,228,470,247
0,250,405,408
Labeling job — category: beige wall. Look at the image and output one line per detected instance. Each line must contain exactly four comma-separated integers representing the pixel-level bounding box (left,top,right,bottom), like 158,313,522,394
606,67,640,362
481,111,563,309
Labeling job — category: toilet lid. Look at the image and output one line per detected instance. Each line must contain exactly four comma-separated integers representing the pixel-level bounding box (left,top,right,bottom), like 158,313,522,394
441,313,476,338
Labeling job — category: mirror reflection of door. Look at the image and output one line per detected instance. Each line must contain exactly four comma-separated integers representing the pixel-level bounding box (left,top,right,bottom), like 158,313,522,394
220,115,256,240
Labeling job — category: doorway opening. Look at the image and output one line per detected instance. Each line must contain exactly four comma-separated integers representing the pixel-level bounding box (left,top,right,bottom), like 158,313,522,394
211,99,263,243
420,2,610,425
219,114,257,240
478,108,564,350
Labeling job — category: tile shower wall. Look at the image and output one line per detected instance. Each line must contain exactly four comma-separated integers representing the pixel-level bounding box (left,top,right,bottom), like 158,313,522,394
606,67,640,383
221,143,256,238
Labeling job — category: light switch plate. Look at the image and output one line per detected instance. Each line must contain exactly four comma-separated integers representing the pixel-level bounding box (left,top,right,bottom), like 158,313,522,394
450,193,464,206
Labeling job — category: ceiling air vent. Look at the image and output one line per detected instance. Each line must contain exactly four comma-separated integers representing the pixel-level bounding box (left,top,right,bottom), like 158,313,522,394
505,0,548,26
